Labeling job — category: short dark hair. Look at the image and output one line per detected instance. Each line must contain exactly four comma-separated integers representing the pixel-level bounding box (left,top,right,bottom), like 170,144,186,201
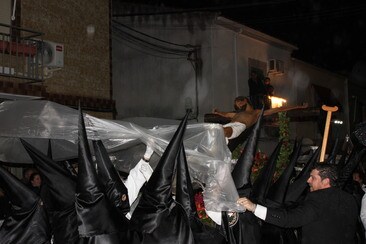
23,167,36,178
313,163,338,187
235,96,246,102
29,172,40,182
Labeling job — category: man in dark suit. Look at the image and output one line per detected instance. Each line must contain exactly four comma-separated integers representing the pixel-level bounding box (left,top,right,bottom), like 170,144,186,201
238,163,359,244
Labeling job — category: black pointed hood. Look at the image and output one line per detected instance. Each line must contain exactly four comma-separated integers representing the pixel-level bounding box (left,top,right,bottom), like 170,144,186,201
353,121,366,147
0,164,50,243
130,113,195,243
285,147,320,204
338,147,366,189
76,106,120,242
136,113,188,207
325,137,340,164
337,141,352,172
251,140,283,205
93,140,130,216
0,164,38,210
20,138,79,244
20,138,76,209
231,108,264,195
176,145,227,244
267,140,302,206
175,145,198,221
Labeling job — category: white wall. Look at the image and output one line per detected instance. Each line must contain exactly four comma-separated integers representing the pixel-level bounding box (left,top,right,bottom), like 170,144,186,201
112,14,297,122
113,16,212,120
112,12,349,151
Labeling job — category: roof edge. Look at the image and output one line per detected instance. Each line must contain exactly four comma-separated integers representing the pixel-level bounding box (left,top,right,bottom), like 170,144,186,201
216,16,298,52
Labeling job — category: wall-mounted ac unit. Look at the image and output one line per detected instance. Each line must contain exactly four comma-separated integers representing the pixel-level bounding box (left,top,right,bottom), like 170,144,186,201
39,40,64,68
268,59,284,74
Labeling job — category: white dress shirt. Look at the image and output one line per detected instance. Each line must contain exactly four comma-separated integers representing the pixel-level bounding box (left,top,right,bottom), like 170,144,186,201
124,159,153,219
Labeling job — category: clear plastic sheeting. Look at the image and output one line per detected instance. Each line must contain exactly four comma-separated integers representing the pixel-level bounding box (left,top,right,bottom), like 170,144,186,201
0,100,243,212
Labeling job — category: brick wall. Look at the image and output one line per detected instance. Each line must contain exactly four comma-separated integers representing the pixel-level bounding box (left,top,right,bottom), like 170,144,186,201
13,0,114,118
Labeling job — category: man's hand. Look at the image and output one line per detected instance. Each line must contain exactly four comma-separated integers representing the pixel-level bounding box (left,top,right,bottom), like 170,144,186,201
237,197,257,212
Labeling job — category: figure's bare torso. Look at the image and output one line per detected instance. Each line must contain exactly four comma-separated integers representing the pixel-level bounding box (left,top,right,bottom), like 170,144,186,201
231,110,261,128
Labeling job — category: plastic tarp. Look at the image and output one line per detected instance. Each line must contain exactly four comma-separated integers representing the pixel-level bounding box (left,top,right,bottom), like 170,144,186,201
0,100,243,212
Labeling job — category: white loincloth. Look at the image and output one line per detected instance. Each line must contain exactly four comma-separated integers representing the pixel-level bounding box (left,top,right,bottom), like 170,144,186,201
205,210,221,225
223,122,246,139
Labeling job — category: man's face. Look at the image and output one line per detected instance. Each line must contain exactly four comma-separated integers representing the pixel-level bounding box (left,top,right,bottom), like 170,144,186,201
353,172,362,183
307,169,329,192
31,175,41,187
234,100,247,110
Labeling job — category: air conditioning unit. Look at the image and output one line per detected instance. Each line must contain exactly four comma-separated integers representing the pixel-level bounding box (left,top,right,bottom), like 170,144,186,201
268,59,284,74
39,40,64,68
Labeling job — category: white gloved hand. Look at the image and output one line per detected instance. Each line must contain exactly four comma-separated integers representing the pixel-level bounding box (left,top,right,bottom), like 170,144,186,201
140,161,153,182
143,146,154,162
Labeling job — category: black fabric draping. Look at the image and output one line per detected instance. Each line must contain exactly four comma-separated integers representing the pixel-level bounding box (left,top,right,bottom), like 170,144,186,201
267,140,301,206
92,140,130,216
129,113,195,243
284,148,319,204
20,138,79,244
221,211,261,244
354,122,366,147
231,108,264,189
0,165,50,244
176,146,226,244
75,107,120,243
251,140,283,205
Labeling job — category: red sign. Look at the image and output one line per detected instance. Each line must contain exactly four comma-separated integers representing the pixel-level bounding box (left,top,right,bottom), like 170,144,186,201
56,45,63,52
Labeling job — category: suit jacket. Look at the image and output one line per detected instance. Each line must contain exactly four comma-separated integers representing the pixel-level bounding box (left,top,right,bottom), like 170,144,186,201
265,187,358,244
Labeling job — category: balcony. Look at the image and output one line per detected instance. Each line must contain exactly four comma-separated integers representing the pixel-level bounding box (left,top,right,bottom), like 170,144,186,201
0,23,44,82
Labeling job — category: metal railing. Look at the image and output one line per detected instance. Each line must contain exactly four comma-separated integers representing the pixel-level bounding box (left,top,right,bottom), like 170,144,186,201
0,23,44,82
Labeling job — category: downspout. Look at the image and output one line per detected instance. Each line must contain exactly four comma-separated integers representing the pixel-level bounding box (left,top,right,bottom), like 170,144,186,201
194,48,200,121
188,46,201,122
210,24,215,112
234,31,239,96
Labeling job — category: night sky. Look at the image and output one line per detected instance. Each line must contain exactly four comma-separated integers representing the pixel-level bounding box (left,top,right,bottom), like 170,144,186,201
132,0,366,77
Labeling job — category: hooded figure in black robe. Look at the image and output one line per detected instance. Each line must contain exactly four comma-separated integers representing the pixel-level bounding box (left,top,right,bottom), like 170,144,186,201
93,140,130,216
0,164,51,243
222,108,264,244
75,107,121,243
129,113,195,243
258,140,302,244
20,138,79,244
175,145,227,244
92,140,131,241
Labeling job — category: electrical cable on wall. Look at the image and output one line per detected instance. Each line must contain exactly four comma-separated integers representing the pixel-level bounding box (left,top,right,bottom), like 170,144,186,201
113,28,188,58
112,21,195,58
